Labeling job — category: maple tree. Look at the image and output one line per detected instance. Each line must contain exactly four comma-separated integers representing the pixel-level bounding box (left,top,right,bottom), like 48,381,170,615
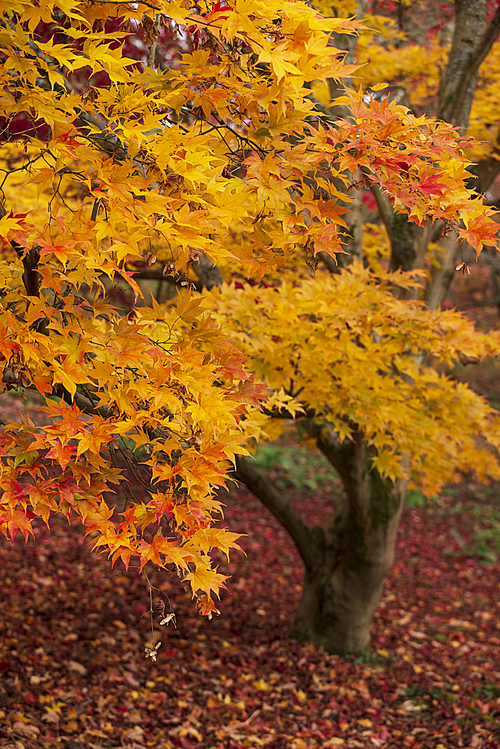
207,263,500,653
1,0,500,656
0,0,362,623
202,0,500,653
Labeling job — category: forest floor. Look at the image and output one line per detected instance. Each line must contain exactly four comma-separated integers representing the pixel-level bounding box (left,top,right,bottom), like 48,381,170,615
0,414,499,749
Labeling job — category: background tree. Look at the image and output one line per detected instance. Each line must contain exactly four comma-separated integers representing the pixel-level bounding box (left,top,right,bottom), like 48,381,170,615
350,0,500,306
207,263,500,653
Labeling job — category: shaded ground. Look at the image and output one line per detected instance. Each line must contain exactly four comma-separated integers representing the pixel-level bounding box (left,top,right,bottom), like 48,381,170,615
0,470,499,749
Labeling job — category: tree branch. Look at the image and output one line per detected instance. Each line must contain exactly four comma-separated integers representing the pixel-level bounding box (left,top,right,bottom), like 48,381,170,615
131,253,224,292
233,456,321,573
300,420,357,500
192,253,223,290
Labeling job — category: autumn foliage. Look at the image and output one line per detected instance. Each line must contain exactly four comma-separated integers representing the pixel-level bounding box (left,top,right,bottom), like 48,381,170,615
207,263,500,496
0,0,499,634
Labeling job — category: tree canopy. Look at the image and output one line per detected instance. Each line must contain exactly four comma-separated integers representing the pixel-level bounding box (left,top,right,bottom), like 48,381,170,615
207,262,500,496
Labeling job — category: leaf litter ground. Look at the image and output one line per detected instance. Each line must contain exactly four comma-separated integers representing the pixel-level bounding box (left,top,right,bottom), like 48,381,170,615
0,469,499,749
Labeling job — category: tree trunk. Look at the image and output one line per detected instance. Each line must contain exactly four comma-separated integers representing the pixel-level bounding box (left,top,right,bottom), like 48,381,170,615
294,539,398,654
293,488,403,653
293,427,406,654
437,0,489,130
425,233,460,310
235,426,406,654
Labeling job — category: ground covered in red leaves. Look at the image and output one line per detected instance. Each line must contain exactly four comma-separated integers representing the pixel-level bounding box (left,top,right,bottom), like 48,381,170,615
0,472,499,749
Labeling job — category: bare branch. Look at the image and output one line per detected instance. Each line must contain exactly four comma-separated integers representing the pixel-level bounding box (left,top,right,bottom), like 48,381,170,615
146,16,160,68
300,420,357,499
192,253,223,290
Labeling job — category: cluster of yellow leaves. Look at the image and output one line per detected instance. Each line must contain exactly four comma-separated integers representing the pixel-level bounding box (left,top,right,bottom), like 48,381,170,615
311,1,358,18
0,0,362,277
362,222,390,273
207,262,500,497
0,0,366,609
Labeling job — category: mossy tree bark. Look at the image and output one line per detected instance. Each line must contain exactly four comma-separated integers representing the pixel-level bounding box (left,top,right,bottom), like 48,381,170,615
235,423,406,655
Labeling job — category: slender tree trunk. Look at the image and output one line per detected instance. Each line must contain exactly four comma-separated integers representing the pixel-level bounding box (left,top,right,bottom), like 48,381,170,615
425,233,460,310
437,0,489,130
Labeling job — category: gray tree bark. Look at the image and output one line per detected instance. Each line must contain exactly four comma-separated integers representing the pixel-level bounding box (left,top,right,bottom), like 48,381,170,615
387,0,500,306
437,0,491,130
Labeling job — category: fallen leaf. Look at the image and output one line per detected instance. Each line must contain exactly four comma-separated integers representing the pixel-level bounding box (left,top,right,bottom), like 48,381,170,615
68,660,87,676
12,723,39,739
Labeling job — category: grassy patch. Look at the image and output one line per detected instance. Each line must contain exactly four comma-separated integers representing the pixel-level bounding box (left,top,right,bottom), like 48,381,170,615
474,684,500,700
441,505,500,565
253,439,339,492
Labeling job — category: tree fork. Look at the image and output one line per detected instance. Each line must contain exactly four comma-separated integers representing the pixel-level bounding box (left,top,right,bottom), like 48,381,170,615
235,423,407,654
293,422,407,654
